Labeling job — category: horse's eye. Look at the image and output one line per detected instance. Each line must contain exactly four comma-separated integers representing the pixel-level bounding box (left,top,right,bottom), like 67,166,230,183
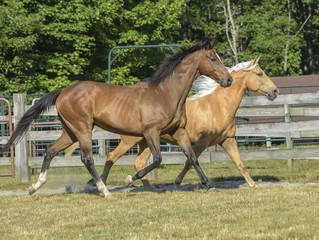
257,72,263,76
211,58,216,62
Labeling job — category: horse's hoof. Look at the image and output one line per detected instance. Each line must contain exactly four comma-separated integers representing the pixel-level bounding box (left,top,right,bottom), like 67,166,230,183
29,185,36,195
105,194,115,200
174,180,181,186
124,175,133,187
202,181,211,189
141,179,152,191
251,183,259,188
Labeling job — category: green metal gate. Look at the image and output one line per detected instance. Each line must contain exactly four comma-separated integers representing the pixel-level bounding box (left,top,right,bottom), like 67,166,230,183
108,44,182,83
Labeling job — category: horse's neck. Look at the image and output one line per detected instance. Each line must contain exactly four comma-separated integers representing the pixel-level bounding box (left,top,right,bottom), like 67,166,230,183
213,72,247,117
159,53,201,108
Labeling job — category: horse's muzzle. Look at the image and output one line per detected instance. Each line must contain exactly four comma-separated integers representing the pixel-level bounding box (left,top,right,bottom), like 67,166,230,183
220,76,233,88
267,88,279,101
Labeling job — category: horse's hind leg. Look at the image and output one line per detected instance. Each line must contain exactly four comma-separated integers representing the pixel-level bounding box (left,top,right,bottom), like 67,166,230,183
29,129,75,195
171,128,210,188
87,135,142,186
78,134,113,199
124,129,161,187
133,139,152,189
220,137,257,187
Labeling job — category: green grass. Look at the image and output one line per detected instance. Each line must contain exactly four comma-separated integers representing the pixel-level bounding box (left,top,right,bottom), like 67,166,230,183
1,159,319,191
0,159,318,239
0,186,318,239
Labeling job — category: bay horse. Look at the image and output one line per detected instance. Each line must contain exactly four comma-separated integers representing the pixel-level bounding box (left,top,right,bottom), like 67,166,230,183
0,41,232,198
86,57,278,189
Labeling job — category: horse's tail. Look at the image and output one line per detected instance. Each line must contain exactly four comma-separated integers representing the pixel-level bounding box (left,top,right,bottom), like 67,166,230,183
0,89,62,154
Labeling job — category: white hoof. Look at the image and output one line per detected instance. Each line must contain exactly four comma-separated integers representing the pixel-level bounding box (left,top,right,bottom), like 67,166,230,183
29,184,37,195
124,175,133,187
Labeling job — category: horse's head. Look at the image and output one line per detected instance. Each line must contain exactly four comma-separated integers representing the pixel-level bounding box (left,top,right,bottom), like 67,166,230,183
244,57,278,101
198,41,233,88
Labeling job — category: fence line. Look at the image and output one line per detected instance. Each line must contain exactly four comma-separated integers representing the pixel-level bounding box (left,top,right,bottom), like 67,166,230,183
0,91,319,182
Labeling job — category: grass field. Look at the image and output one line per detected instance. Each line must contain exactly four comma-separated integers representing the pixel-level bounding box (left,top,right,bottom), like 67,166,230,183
0,159,318,239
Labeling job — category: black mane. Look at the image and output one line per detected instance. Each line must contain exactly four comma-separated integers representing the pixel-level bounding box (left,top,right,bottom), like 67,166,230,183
142,42,207,86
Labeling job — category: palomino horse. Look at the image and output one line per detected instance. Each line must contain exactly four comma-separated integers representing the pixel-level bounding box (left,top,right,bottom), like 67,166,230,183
87,57,278,188
0,41,232,198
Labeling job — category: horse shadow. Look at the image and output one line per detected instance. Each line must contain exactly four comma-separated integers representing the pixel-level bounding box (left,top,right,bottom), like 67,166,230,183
65,175,279,195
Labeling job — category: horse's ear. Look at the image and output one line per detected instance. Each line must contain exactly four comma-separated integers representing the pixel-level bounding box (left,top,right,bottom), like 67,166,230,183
205,39,215,49
256,56,261,63
250,56,257,66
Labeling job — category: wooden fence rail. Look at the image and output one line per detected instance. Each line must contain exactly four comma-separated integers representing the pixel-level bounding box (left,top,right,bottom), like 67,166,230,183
1,91,319,182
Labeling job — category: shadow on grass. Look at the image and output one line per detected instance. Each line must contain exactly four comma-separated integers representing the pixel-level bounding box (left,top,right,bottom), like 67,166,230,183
66,175,280,195
210,175,280,183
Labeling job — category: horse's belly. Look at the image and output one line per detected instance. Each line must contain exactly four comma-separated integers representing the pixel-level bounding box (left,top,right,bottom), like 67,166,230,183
94,114,144,136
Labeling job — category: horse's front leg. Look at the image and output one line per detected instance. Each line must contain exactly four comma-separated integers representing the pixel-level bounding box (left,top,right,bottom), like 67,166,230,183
175,142,208,186
124,129,161,187
220,137,258,187
171,128,210,188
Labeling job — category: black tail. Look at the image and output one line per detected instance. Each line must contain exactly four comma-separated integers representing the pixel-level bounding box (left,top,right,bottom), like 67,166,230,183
0,89,62,154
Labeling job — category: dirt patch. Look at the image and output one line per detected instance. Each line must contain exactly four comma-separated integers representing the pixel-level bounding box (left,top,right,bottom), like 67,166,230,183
1,181,318,197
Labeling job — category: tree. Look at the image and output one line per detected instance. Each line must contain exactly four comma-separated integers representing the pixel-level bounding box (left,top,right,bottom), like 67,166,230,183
222,0,238,64
0,0,43,94
294,0,319,74
0,0,188,95
97,0,187,85
236,0,303,76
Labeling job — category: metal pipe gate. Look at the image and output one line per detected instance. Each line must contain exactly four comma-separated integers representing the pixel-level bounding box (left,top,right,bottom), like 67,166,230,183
0,98,15,178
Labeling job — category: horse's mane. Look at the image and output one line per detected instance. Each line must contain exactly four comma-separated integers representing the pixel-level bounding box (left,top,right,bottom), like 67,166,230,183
188,60,257,100
227,60,257,73
187,75,219,100
142,42,207,86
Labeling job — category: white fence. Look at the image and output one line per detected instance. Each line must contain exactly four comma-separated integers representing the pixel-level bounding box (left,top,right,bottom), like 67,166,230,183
1,91,319,182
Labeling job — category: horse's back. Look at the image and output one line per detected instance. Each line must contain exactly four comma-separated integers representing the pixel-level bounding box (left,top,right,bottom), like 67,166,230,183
55,81,155,136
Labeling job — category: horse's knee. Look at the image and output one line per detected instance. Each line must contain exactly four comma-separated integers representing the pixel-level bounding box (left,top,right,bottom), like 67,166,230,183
45,145,55,160
189,156,199,166
154,155,162,168
184,160,193,169
81,152,94,166
106,152,115,161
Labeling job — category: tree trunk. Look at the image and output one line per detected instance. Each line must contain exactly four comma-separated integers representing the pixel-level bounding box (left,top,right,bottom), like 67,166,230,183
305,3,315,73
223,0,238,64
283,0,291,75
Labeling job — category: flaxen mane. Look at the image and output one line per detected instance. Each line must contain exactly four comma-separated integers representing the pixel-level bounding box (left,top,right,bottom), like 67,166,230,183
188,60,257,100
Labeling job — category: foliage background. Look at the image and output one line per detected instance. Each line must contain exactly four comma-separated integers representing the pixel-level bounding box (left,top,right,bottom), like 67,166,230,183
0,0,318,95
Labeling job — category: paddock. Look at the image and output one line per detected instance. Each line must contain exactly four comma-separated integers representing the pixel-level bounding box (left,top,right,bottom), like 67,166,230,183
0,161,319,239
1,79,319,183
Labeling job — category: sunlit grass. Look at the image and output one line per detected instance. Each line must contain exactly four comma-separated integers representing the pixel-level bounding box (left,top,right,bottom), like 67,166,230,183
0,186,318,239
1,158,318,191
1,158,318,239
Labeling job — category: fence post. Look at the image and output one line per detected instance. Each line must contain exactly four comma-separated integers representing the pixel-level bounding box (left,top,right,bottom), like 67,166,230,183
98,139,106,157
284,104,293,170
13,93,30,182
284,104,292,147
